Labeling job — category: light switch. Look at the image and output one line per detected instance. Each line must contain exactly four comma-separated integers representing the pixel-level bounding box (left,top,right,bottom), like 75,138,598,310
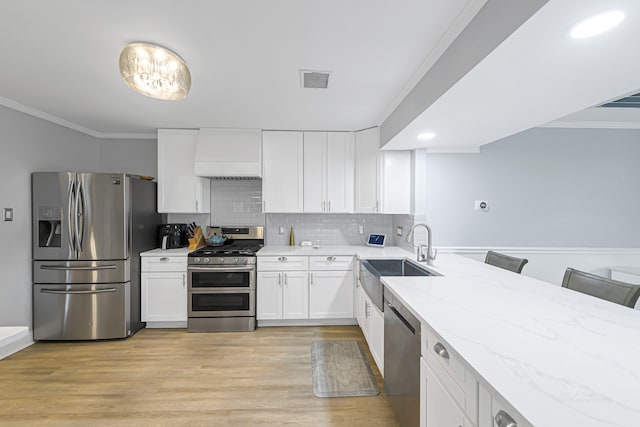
3,208,13,221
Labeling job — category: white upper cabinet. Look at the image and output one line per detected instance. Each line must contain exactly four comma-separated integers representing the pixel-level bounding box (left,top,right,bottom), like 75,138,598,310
303,132,354,213
157,129,211,213
381,150,411,214
354,127,381,213
354,127,410,214
262,131,304,213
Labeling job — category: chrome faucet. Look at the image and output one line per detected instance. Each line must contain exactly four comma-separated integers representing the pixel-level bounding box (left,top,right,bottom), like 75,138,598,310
406,223,437,266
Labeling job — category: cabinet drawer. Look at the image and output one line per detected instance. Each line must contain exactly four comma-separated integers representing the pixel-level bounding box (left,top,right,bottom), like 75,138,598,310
258,256,309,271
142,256,187,272
424,327,466,389
492,395,532,427
424,325,477,421
309,255,354,271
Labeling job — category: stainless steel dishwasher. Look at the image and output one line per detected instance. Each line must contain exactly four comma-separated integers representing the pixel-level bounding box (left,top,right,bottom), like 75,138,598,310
384,288,421,427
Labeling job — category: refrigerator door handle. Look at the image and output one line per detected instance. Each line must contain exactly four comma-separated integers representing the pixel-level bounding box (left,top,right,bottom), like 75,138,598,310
76,178,85,252
39,288,117,295
68,178,77,253
39,265,118,271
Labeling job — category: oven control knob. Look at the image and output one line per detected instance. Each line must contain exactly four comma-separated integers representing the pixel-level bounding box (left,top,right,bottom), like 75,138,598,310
203,258,210,264
194,257,201,263
219,257,225,263
233,257,239,264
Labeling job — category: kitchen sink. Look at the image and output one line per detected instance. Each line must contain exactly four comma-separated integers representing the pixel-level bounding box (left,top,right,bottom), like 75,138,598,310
361,258,440,277
359,258,441,313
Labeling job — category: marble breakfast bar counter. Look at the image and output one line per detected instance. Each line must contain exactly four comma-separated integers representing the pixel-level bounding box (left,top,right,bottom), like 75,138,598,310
383,254,640,427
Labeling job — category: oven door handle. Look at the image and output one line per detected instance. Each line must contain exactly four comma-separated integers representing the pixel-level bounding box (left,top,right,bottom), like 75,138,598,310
188,266,255,272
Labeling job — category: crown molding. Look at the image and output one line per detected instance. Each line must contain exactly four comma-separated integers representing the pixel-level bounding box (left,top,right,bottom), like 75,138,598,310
0,96,156,140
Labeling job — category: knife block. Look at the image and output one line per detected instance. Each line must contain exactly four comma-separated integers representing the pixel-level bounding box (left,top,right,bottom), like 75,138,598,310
188,226,206,251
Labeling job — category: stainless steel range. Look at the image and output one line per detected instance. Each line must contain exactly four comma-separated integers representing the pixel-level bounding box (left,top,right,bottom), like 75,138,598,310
187,226,263,332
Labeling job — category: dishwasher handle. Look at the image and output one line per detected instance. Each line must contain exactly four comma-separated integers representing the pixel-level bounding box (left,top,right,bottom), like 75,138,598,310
387,302,416,335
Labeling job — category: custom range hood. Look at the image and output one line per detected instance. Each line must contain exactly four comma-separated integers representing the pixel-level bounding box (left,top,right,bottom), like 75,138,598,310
194,128,262,178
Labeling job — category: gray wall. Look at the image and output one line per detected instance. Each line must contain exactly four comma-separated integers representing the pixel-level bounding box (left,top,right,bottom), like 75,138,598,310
0,106,99,327
426,127,640,247
98,138,157,177
0,106,158,328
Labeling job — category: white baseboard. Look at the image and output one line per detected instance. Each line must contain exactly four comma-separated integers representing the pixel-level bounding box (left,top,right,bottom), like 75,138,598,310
0,327,33,360
144,321,187,329
438,247,640,285
257,318,357,327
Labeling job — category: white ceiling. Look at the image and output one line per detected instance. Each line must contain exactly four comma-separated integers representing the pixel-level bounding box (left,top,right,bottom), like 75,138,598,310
0,0,486,138
385,0,640,151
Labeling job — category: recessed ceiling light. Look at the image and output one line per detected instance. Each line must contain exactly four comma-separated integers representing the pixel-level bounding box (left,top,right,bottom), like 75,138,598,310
569,11,624,39
417,132,436,140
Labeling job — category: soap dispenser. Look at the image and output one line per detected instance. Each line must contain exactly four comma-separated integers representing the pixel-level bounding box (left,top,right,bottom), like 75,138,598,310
289,227,294,246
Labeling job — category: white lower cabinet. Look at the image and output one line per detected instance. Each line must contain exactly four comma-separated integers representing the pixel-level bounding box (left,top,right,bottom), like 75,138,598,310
257,256,310,320
257,255,358,322
478,383,532,427
421,357,474,427
421,323,478,427
256,271,309,320
356,286,384,374
309,270,354,318
141,254,188,326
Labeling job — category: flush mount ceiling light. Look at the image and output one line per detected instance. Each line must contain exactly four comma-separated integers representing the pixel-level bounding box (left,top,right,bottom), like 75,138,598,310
119,42,191,100
569,11,624,39
417,132,436,140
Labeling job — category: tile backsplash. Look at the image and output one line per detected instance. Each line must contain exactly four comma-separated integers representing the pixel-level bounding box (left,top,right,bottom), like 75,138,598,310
209,180,265,226
266,213,393,246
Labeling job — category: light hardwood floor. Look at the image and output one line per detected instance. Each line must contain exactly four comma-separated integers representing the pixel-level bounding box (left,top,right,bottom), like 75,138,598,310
0,326,398,426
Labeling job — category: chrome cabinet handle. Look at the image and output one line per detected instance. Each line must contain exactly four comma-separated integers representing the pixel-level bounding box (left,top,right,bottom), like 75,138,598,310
365,300,370,318
182,274,186,288
195,200,199,212
326,256,336,261
278,273,282,286
322,201,325,212
495,410,518,427
328,201,331,212
310,273,314,285
278,256,287,262
433,342,450,360
284,273,288,286
160,257,169,262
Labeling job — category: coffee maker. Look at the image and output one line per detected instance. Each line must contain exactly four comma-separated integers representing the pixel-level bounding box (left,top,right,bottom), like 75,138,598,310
158,224,189,249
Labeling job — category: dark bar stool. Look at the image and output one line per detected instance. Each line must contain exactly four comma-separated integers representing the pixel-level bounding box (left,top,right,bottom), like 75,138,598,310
561,268,640,308
484,251,528,274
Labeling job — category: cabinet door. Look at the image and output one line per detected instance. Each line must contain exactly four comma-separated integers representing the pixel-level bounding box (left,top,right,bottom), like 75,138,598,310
422,358,468,427
309,270,354,319
282,271,308,319
369,303,384,375
141,272,187,322
380,150,411,214
326,132,354,213
303,132,326,213
257,271,283,320
354,127,380,213
157,129,210,213
262,131,304,213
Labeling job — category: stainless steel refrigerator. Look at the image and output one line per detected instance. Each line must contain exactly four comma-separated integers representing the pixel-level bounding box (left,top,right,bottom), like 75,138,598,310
32,172,161,340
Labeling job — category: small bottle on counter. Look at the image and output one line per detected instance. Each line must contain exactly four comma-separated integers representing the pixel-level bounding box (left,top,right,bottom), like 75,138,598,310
289,227,294,246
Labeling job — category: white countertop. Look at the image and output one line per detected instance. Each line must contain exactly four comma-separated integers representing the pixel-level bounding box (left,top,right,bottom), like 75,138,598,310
382,254,640,427
610,265,640,276
257,244,414,258
140,248,191,256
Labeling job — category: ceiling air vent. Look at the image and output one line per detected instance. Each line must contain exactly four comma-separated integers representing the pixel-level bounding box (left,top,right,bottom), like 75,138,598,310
300,70,331,89
599,92,640,108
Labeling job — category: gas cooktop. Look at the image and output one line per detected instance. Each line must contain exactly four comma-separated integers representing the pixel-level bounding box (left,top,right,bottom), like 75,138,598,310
189,241,263,257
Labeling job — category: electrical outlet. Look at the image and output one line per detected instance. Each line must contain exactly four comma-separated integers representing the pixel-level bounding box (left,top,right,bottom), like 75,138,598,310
3,208,13,221
474,200,489,211
396,226,403,236
358,225,364,235
279,226,284,235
